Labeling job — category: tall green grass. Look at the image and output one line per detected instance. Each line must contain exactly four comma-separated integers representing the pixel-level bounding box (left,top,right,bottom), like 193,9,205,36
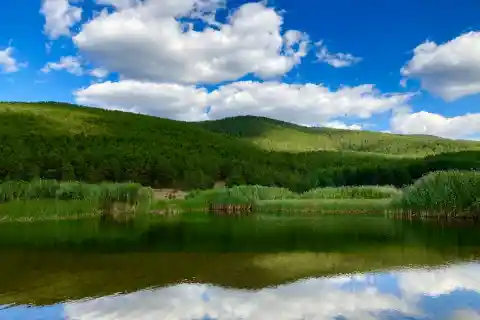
0,199,101,222
301,186,401,199
390,170,480,216
182,185,394,214
255,199,391,215
186,185,298,204
0,179,154,220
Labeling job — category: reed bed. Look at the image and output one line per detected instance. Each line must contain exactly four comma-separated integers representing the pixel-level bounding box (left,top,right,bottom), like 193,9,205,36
0,179,154,220
389,170,480,218
170,185,399,215
0,199,101,222
186,185,298,202
301,186,401,199
184,185,299,215
254,199,391,215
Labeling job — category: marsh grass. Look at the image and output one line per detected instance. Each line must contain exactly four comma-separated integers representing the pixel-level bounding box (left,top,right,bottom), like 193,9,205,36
182,185,396,214
0,199,101,222
0,179,153,221
252,199,391,215
389,170,480,218
301,186,401,199
186,185,298,203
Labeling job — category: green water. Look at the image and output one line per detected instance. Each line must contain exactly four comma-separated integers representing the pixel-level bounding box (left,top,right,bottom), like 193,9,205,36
1,214,480,319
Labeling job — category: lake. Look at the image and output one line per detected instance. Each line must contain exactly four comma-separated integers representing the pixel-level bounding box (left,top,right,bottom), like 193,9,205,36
1,214,480,319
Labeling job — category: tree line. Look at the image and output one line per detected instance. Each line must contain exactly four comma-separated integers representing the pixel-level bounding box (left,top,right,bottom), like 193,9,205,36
0,133,478,192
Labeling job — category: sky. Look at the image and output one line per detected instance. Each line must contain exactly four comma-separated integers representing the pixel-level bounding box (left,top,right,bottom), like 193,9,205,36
1,0,480,139
3,262,480,319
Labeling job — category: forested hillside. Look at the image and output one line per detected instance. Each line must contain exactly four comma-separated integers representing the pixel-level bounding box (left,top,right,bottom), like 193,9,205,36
0,102,479,191
196,116,480,156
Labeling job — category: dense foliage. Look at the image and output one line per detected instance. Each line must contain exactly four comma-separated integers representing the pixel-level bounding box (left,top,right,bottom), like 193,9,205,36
0,102,479,192
391,171,480,214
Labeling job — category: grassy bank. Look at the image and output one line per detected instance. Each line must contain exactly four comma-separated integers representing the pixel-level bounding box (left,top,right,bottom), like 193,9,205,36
1,170,478,221
155,171,480,218
153,185,398,215
0,179,153,221
0,199,101,222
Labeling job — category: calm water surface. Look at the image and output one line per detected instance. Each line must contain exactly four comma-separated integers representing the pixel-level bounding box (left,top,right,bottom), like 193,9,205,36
1,214,480,319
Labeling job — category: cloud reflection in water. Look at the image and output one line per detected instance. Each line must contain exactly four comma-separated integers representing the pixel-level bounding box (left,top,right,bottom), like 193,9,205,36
3,263,480,319
62,262,480,320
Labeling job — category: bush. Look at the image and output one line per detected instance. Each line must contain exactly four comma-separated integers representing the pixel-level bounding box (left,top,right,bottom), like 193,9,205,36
391,170,480,214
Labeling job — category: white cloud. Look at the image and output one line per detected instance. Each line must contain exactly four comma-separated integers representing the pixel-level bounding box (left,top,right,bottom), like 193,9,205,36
0,47,23,73
40,0,83,39
73,1,309,84
316,41,362,68
322,121,363,130
75,80,209,121
41,56,84,75
391,110,480,139
41,56,109,79
74,80,412,124
402,31,480,101
64,277,417,320
89,67,109,79
207,81,411,124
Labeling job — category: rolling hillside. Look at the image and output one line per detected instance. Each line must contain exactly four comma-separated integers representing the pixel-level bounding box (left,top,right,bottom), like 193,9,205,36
0,101,478,191
196,116,480,156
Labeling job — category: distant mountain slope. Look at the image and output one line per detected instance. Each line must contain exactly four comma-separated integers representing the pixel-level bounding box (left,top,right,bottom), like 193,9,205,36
0,102,478,191
196,116,480,156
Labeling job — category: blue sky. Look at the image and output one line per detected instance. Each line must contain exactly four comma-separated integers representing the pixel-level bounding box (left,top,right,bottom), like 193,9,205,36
1,0,480,139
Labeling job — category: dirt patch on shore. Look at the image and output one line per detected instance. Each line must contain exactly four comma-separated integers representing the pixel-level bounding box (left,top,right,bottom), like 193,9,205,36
152,189,188,200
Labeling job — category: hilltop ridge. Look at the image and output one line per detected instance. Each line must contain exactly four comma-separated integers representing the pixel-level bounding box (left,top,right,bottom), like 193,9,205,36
2,101,478,156
196,115,479,156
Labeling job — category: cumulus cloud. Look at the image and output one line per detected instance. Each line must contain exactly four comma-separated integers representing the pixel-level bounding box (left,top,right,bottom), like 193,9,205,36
0,47,24,73
206,81,411,124
73,1,309,84
316,41,362,68
41,55,83,75
402,31,480,101
64,277,417,320
40,0,83,39
391,110,480,139
75,80,209,121
74,80,412,124
41,56,110,79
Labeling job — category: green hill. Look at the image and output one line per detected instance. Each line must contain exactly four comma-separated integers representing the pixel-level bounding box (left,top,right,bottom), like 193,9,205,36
196,116,480,156
0,101,478,191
